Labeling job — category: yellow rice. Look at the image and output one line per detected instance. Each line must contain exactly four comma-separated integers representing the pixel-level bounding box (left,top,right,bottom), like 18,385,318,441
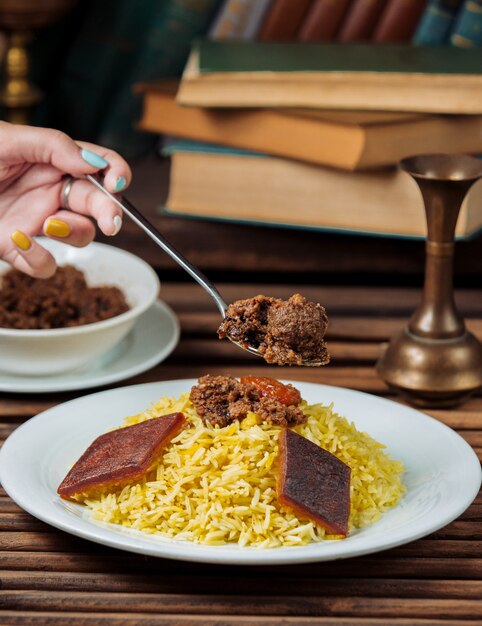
82,392,405,548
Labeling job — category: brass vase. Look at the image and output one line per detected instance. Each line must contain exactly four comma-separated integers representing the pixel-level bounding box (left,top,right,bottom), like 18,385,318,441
376,153,482,408
0,0,77,124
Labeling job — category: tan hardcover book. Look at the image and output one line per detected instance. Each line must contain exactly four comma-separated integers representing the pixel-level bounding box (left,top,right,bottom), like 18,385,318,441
177,41,482,114
138,82,482,171
163,143,482,239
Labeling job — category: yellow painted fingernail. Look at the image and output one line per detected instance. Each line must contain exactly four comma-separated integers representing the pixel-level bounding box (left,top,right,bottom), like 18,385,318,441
45,218,71,238
10,230,31,251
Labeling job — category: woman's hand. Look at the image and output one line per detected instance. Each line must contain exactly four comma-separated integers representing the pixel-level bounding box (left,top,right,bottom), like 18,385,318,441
0,121,132,278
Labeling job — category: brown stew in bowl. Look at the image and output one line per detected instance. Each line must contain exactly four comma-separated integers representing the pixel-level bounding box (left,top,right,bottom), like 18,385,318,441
0,265,129,330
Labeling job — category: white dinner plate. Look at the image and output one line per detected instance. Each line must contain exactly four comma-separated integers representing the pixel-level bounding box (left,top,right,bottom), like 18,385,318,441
0,380,480,565
0,301,179,393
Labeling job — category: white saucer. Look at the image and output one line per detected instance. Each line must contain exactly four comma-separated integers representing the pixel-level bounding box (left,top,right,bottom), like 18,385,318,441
0,300,180,394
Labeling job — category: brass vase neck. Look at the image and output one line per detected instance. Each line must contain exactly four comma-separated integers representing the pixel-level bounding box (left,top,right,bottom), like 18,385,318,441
401,156,482,339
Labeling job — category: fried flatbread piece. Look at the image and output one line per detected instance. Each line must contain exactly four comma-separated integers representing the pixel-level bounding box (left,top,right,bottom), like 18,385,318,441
58,412,186,501
277,429,351,536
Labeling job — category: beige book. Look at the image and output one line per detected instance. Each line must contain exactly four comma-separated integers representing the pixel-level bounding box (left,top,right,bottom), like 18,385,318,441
164,146,482,239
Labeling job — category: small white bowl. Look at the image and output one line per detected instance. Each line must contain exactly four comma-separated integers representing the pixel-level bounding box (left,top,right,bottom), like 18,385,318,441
0,239,160,376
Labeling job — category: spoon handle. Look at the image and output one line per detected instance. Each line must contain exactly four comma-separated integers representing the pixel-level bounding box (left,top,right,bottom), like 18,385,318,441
86,174,228,317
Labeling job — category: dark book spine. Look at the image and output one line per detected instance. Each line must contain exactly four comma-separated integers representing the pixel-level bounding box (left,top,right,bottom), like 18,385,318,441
258,0,313,40
98,0,221,158
197,38,482,73
450,0,482,46
372,0,428,41
298,0,354,41
50,0,156,141
413,0,464,44
338,0,388,42
28,1,89,128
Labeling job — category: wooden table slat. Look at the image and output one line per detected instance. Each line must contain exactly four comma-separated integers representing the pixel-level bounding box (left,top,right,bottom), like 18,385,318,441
2,555,482,581
177,311,482,343
0,591,481,620
2,573,482,597
0,611,475,625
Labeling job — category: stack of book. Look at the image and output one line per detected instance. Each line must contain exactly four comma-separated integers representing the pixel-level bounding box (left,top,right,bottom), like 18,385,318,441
137,35,482,239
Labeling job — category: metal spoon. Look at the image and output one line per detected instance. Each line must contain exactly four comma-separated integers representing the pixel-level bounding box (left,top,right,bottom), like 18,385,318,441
86,174,263,358
87,175,324,366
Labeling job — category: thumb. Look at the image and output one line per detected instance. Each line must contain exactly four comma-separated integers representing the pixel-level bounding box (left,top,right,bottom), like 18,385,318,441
0,122,109,176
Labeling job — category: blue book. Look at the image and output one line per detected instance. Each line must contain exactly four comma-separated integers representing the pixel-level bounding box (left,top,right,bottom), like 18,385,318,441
413,0,464,44
450,0,482,46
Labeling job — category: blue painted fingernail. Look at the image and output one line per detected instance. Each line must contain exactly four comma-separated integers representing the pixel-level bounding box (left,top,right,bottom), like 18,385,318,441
81,148,108,169
111,215,122,236
114,176,126,192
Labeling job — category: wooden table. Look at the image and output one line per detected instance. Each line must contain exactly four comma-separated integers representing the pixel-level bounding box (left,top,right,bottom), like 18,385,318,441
1,277,481,625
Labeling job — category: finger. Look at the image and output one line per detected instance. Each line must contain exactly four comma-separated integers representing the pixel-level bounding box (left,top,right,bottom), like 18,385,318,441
77,141,132,193
7,230,56,278
58,178,123,236
0,123,110,177
43,210,96,247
